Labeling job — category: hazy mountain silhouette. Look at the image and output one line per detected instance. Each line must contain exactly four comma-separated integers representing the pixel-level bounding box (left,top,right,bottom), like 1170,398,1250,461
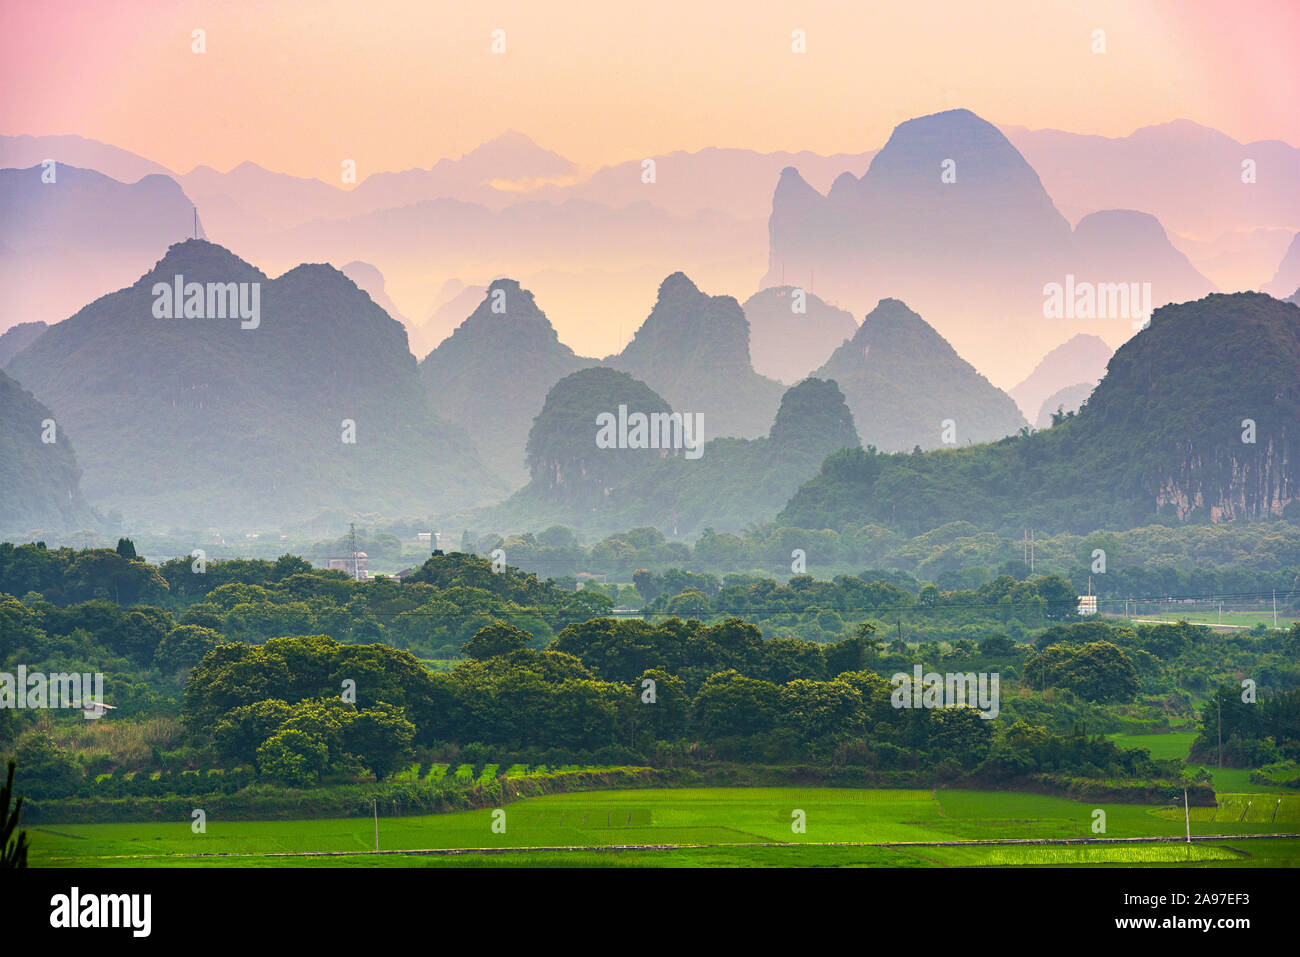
171,135,575,266
0,165,201,333
1005,119,1300,295
606,376,861,535
1009,333,1112,422
474,372,859,537
1168,227,1295,294
780,293,1300,534
1263,233,1300,297
0,133,172,183
0,368,94,533
421,280,489,356
764,109,1215,384
811,298,1027,451
525,367,675,500
5,134,872,365
1070,210,1217,301
538,146,875,220
349,131,576,211
742,286,858,385
178,161,352,246
5,240,503,530
0,321,47,367
418,279,597,486
1003,119,1300,239
261,196,765,352
1034,382,1097,429
605,273,784,439
339,261,421,353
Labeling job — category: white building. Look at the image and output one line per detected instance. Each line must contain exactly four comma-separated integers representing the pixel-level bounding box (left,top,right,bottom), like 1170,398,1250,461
325,552,368,581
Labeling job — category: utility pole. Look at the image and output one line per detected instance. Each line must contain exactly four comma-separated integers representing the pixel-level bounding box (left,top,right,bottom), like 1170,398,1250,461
373,796,379,852
1217,694,1223,769
1274,590,1278,629
1184,789,1191,843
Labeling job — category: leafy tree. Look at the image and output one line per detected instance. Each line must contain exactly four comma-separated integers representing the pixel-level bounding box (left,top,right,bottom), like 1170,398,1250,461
926,707,994,763
257,728,329,786
761,637,828,683
212,699,295,771
461,621,532,660
777,679,864,741
155,624,225,673
12,734,80,797
1,760,28,868
632,569,664,603
1034,575,1079,620
118,606,172,664
692,671,779,739
666,589,710,617
980,633,1016,654
1033,619,1125,651
1027,641,1140,702
64,548,167,605
836,670,896,726
632,668,687,742
341,703,416,781
183,643,294,733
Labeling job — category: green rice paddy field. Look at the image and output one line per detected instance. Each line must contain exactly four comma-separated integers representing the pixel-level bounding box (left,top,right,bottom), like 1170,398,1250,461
28,787,1300,868
1106,731,1292,792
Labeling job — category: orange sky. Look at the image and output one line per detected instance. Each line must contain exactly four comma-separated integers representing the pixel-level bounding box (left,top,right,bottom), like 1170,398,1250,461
2,0,1297,179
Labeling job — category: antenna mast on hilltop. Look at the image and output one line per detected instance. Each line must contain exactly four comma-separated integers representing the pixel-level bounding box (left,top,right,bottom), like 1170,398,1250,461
348,522,359,582
193,206,198,239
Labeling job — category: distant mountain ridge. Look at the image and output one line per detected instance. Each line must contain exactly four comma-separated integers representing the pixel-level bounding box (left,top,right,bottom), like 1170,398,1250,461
605,272,785,440
1002,119,1300,238
1264,233,1300,298
5,240,504,531
764,109,1216,384
0,134,171,183
812,298,1027,451
742,286,858,385
779,293,1300,535
473,370,861,537
419,279,596,486
0,164,202,332
1009,333,1112,422
0,368,95,533
0,322,47,367
1035,382,1097,429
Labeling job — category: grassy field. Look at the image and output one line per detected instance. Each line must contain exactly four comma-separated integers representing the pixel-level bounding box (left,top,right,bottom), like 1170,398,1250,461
1122,609,1299,629
1106,730,1293,792
28,787,1300,868
1107,732,1196,761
